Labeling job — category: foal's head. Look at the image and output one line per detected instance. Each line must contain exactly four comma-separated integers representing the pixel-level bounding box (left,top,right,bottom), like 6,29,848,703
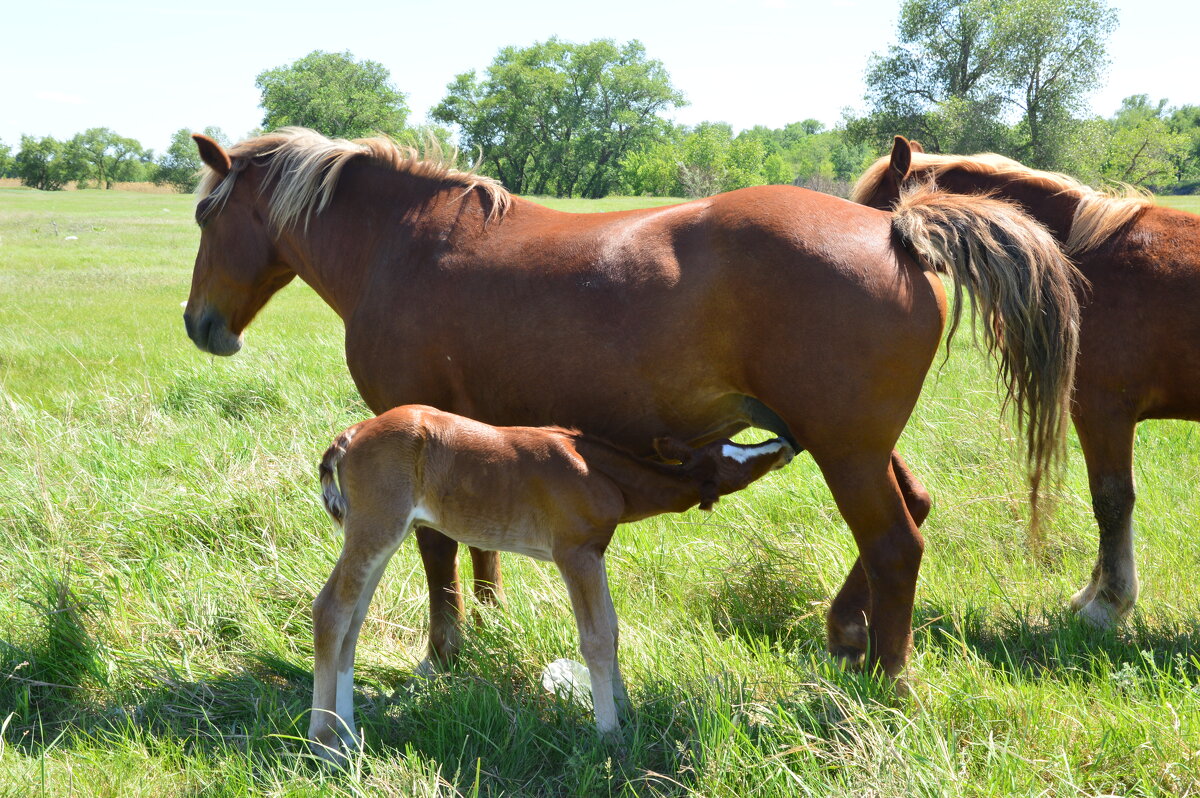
183,134,296,357
654,437,795,510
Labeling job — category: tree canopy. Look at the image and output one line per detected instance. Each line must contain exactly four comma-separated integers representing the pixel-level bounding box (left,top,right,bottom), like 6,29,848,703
68,128,149,189
255,50,409,139
154,127,230,192
857,0,1117,171
433,38,685,198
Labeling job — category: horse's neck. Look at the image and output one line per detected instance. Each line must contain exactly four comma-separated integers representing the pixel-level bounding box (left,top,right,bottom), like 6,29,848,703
941,171,1081,244
273,179,470,321
573,438,702,522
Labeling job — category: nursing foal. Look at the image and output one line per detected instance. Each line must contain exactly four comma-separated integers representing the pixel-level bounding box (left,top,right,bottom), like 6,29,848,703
310,404,794,760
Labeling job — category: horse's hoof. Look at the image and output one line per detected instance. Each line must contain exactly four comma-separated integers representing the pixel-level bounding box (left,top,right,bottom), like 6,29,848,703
828,645,866,671
1069,581,1098,613
1074,596,1128,630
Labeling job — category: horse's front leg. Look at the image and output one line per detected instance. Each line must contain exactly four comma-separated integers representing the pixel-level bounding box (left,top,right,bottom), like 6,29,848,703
1070,412,1139,627
827,450,930,666
416,526,465,672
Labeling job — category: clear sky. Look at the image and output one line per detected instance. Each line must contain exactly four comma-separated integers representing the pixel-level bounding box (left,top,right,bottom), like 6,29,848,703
3,0,1197,154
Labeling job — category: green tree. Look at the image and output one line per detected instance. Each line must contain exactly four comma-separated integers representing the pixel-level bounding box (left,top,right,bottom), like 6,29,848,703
14,135,75,190
1001,0,1117,168
433,38,684,198
66,128,148,189
155,127,229,192
1101,95,1189,187
859,0,1014,153
256,50,409,139
857,0,1116,170
0,139,12,178
1167,105,1200,183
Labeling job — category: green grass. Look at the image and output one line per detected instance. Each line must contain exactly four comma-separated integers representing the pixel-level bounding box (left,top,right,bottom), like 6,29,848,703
1158,194,1200,214
1,186,1199,796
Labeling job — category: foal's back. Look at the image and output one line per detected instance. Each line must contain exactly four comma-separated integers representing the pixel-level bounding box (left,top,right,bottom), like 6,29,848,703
337,405,624,561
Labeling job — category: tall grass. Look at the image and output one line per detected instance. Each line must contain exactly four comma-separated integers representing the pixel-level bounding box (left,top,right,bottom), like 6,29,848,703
1,187,1197,796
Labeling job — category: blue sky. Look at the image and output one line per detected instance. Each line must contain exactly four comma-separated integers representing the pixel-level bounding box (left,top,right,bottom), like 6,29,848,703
3,0,1197,154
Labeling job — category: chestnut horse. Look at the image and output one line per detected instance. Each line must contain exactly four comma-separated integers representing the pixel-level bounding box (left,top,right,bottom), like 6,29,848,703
853,136,1200,627
184,128,1080,677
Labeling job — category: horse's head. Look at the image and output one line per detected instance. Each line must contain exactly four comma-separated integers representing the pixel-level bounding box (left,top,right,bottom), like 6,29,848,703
851,135,927,211
183,134,296,356
653,436,795,511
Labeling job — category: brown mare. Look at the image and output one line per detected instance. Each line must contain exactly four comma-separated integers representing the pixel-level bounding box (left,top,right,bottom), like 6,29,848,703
853,136,1200,627
310,404,793,759
184,127,1080,678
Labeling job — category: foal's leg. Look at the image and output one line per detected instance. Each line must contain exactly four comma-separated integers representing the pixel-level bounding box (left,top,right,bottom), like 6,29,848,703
310,528,402,762
416,526,465,672
819,451,924,678
828,450,930,664
1070,414,1139,627
602,580,629,711
555,542,622,737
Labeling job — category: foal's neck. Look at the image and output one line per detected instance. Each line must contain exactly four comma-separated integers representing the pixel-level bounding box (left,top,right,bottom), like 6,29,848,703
572,437,707,522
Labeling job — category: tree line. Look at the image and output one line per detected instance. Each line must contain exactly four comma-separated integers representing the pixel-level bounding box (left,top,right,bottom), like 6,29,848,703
5,0,1200,197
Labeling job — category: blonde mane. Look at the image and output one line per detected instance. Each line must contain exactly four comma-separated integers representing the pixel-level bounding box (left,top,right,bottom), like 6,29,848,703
196,127,512,231
851,151,1153,256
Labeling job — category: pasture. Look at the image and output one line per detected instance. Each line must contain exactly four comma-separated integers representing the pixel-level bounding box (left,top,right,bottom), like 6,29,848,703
1,187,1198,796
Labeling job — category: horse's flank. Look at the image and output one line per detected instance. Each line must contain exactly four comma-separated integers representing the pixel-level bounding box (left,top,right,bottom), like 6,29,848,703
197,127,513,232
851,150,1154,256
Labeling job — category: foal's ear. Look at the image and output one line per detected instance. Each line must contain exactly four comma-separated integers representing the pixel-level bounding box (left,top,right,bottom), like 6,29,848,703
890,135,914,182
193,133,231,177
653,437,695,466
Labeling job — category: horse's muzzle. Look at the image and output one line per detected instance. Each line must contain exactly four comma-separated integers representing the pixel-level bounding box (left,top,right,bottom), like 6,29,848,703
184,309,242,356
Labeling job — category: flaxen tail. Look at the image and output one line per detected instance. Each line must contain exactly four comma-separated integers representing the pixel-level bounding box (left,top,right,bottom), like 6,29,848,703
319,426,358,530
890,184,1082,526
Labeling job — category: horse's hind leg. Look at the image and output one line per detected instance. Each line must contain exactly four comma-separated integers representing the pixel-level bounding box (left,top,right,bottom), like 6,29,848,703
818,450,924,677
416,527,465,671
828,450,930,664
1070,413,1138,627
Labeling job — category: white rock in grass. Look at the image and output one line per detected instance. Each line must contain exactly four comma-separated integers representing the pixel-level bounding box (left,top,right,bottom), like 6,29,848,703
541,658,592,707
65,235,78,241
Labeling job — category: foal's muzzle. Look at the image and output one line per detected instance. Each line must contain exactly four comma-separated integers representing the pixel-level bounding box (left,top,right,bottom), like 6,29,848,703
184,308,243,356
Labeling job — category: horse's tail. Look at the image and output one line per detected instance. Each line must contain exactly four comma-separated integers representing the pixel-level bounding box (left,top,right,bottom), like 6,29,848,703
890,183,1082,522
319,426,359,531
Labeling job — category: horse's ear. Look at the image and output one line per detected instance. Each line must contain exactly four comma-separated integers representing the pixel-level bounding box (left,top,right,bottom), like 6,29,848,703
653,437,694,466
890,136,913,182
908,139,925,154
193,133,231,177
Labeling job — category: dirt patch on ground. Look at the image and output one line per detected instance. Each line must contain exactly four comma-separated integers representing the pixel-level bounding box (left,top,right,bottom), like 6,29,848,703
0,178,181,194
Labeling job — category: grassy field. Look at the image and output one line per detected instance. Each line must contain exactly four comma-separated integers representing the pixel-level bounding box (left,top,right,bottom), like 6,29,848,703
1,185,1198,797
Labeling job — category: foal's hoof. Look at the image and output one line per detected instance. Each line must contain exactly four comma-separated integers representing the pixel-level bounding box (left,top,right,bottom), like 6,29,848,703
309,734,360,768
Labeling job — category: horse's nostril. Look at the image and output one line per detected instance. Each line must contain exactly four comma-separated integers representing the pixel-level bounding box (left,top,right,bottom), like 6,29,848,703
184,312,196,341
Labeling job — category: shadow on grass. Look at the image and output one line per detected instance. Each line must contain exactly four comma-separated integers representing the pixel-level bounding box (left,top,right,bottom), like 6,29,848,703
0,579,894,797
913,602,1200,684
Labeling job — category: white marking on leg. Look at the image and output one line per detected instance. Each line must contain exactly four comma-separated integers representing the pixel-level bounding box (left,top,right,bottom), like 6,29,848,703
335,666,356,740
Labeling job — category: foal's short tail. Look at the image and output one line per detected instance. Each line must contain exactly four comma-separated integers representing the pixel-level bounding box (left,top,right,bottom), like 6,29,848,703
319,426,359,530
891,184,1082,517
